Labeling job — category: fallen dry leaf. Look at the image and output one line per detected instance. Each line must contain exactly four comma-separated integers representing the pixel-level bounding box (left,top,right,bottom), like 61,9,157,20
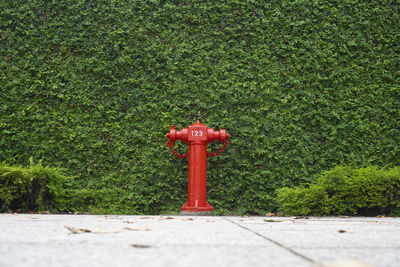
165,216,175,220
338,229,347,233
140,217,151,219
182,218,194,221
123,220,135,224
131,244,151,248
65,226,92,234
124,227,152,231
264,219,282,222
64,226,152,234
205,220,215,223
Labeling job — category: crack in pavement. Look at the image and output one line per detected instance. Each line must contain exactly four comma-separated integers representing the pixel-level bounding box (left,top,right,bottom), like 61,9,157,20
223,217,324,267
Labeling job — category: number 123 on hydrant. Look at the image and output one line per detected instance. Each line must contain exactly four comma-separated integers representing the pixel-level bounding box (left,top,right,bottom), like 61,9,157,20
166,121,229,215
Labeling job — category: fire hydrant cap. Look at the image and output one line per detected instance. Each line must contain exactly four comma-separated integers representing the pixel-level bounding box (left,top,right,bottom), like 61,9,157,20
191,120,205,127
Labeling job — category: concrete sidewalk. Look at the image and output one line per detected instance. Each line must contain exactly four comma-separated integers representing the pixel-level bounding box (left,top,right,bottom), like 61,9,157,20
0,214,399,267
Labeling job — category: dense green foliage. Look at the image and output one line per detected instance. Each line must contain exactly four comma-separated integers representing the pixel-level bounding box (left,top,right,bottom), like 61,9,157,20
0,158,69,212
1,1,399,214
276,165,400,216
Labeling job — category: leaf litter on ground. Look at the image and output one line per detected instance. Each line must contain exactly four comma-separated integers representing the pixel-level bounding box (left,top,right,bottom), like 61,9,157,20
264,219,283,222
64,226,152,234
131,244,151,249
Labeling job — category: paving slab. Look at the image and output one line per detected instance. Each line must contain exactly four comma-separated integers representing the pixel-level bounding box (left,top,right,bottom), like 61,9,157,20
0,214,399,267
226,216,400,267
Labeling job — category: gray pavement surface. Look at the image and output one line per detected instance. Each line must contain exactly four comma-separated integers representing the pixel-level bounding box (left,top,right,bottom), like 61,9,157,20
0,214,399,267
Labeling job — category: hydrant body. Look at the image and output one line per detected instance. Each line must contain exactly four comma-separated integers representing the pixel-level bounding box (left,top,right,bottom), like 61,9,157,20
166,121,229,215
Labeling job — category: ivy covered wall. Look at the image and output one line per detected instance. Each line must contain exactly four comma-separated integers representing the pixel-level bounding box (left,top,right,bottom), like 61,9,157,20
1,0,399,214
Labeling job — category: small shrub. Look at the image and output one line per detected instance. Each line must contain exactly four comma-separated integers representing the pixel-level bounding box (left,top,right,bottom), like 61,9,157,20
0,158,70,213
277,185,330,216
276,165,400,216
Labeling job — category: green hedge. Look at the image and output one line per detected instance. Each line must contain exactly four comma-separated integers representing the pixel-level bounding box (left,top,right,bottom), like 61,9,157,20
1,0,399,214
0,159,69,212
276,165,400,216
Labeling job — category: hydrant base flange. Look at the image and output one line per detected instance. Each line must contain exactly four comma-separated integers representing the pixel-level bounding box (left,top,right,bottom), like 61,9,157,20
180,200,213,213
180,211,214,216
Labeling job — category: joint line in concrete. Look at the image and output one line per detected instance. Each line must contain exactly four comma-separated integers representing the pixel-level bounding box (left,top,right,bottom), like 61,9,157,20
223,217,324,267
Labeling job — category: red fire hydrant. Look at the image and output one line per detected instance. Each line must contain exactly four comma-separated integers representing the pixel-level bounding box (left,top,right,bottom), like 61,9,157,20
166,121,229,215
